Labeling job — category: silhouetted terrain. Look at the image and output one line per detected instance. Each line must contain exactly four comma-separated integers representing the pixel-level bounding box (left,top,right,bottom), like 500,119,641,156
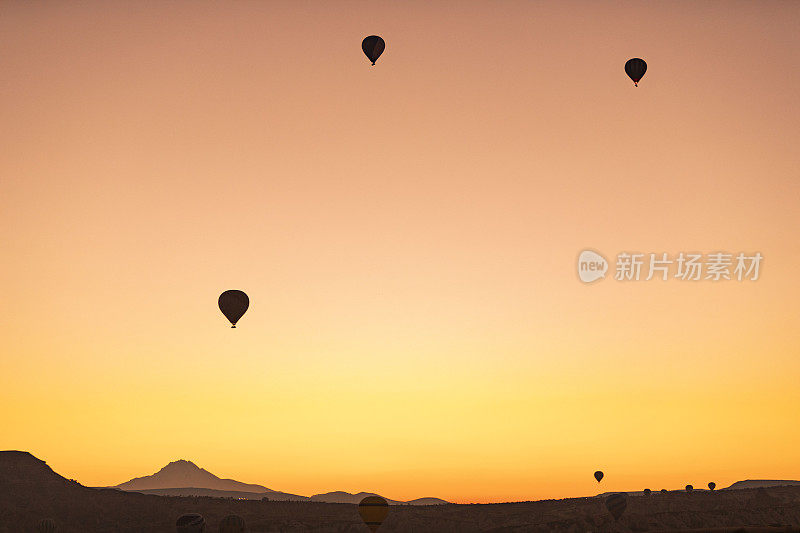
123,487,308,501
725,481,800,490
3,451,800,532
309,491,447,506
111,459,447,504
115,460,273,493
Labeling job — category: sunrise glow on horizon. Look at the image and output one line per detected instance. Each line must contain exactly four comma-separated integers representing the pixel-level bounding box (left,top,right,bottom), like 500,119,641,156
1,1,799,504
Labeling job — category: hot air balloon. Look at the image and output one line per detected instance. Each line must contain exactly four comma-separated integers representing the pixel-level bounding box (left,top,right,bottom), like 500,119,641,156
604,493,627,521
685,484,693,492
218,290,249,328
643,488,651,495
358,495,389,532
708,482,716,491
37,519,57,533
660,489,668,494
362,36,385,65
594,470,604,482
219,514,246,532
624,58,647,86
176,513,206,533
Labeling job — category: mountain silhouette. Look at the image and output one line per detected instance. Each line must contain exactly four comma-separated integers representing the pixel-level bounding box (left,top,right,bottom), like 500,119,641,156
114,459,448,504
115,459,272,493
724,480,800,490
310,491,447,505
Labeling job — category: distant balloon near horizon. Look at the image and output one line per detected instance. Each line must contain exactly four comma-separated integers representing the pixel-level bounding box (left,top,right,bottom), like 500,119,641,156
219,514,246,532
176,513,205,532
625,58,647,86
643,488,651,495
362,35,385,65
708,482,716,491
37,519,57,533
358,495,389,532
594,470,604,482
218,290,249,328
661,488,668,494
685,484,694,492
604,492,627,521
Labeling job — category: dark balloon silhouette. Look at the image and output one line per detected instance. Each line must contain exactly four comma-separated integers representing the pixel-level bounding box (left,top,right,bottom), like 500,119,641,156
660,488,668,494
594,470,604,482
37,519,57,533
362,36,385,65
604,492,627,521
218,290,249,328
219,514,246,532
685,484,694,492
358,495,389,532
625,58,647,86
176,513,206,532
643,488,651,495
708,482,716,491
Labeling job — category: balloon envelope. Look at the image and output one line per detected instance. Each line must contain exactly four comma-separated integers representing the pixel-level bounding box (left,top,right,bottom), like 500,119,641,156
624,58,647,86
685,484,694,492
219,514,246,532
708,482,716,490
176,513,206,533
362,36,385,65
594,470,604,482
358,496,389,532
218,290,249,328
605,493,627,521
37,519,57,533
643,488,651,495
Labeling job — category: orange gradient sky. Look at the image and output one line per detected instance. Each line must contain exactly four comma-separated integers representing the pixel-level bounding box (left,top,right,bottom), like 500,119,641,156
1,1,799,503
